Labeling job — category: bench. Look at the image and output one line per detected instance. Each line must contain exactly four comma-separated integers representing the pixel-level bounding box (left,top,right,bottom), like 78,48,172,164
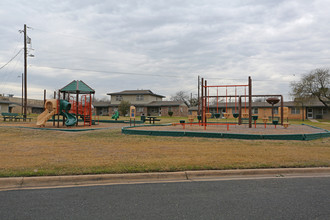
1,113,32,122
145,116,161,124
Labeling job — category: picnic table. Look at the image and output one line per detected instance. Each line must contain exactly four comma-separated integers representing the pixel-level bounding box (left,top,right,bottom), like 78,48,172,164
1,113,32,122
145,116,160,124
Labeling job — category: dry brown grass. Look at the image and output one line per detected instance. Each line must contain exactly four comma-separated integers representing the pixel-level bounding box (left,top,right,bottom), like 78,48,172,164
0,124,329,177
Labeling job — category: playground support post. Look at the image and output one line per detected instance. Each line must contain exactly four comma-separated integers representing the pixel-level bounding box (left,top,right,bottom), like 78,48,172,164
90,94,92,126
238,97,242,125
204,80,207,128
57,90,60,128
201,78,204,124
248,76,252,128
280,95,284,125
198,75,200,116
43,89,46,106
53,91,56,127
76,91,79,126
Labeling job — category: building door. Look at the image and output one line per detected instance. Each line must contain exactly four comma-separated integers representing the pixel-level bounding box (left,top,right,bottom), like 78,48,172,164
307,108,313,119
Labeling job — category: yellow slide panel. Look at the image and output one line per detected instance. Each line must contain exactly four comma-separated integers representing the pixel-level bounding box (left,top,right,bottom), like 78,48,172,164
36,99,58,126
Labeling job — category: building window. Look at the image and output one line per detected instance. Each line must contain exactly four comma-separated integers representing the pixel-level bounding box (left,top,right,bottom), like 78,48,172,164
116,95,122,101
252,108,258,114
168,107,172,112
137,107,144,113
322,108,327,114
290,107,300,114
273,108,278,114
136,95,144,101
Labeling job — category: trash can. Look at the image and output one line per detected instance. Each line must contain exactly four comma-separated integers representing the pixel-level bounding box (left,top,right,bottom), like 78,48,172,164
141,115,146,122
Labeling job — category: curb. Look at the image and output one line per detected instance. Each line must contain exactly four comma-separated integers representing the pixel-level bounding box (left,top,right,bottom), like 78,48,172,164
1,167,330,190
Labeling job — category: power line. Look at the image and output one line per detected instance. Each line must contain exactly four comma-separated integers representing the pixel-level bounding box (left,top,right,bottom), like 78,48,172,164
0,48,23,70
33,65,182,78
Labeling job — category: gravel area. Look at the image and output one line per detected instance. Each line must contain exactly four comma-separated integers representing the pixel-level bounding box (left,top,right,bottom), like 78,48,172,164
0,122,126,130
131,123,327,135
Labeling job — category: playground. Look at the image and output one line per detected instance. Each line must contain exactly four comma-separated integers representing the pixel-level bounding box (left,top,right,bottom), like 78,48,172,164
0,78,329,177
30,80,131,131
122,77,329,140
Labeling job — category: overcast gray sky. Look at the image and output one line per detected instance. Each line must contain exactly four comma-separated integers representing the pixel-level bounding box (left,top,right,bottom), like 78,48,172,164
1,0,330,101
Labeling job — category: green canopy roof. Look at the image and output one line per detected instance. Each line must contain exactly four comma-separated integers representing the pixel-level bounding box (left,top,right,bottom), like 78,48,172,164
60,80,95,94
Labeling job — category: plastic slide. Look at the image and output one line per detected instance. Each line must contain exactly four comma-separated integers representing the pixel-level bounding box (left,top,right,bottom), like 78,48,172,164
112,111,119,120
36,109,56,126
59,100,77,126
36,99,78,127
36,99,58,126
61,111,77,126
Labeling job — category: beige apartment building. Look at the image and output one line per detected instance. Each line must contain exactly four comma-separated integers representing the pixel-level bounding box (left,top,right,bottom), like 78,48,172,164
106,90,188,116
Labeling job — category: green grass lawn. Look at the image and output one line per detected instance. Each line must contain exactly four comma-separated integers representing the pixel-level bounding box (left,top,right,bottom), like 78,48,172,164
0,116,329,177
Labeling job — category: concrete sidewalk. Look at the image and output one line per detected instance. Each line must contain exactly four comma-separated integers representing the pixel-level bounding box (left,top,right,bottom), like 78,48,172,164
1,167,330,191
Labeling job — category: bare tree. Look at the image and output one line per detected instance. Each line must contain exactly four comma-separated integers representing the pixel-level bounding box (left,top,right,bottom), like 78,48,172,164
171,91,190,106
290,68,329,108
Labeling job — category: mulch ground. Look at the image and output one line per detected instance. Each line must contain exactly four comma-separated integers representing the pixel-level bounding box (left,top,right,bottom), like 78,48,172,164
131,123,327,135
0,121,126,130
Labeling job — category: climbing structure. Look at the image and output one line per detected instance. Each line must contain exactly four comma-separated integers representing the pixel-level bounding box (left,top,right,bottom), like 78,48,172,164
198,76,284,129
199,76,253,128
59,80,95,126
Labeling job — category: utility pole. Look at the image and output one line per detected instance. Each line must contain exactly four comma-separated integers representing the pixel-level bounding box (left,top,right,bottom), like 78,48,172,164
19,24,33,121
23,24,28,120
21,73,23,115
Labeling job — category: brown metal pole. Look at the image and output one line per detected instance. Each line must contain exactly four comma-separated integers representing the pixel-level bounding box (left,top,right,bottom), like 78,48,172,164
205,80,207,125
280,95,283,125
238,96,242,125
43,89,46,106
57,90,60,128
201,78,204,123
76,92,79,126
198,75,200,116
53,91,56,126
62,92,65,126
90,94,92,126
248,76,252,128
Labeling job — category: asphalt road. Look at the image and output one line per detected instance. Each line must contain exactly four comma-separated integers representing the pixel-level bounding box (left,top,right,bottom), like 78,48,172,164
1,176,329,220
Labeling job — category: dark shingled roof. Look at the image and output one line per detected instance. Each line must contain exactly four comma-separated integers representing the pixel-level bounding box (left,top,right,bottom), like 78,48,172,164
60,80,95,94
92,101,111,107
107,90,165,98
0,100,14,104
146,101,186,107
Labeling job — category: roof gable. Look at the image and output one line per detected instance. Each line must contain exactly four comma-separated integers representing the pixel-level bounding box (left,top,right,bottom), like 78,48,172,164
60,80,95,94
107,90,165,98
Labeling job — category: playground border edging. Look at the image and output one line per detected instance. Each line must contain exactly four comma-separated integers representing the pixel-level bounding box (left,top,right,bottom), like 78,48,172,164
0,125,118,132
121,124,330,141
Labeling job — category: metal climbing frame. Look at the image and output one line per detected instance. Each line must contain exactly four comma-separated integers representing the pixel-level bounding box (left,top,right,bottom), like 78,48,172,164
199,76,253,128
